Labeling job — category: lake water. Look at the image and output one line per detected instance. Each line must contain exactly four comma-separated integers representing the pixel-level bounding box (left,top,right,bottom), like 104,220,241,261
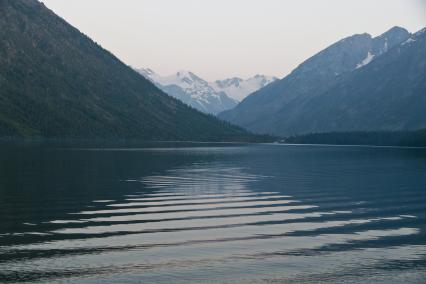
1,143,426,283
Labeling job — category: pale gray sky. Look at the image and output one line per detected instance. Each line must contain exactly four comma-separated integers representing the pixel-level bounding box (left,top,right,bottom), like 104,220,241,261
41,0,425,80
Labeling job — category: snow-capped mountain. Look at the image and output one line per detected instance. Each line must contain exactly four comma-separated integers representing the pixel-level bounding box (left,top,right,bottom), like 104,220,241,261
219,26,416,136
212,75,278,101
136,68,277,115
355,26,411,69
137,68,238,115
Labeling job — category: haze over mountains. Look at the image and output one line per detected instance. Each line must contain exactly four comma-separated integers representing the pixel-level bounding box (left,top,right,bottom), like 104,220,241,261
0,0,424,143
220,26,426,136
0,0,258,141
212,75,278,102
137,68,277,114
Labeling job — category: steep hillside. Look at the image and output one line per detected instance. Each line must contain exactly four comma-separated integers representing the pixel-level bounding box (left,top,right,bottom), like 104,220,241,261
0,0,256,141
219,27,418,136
284,28,426,134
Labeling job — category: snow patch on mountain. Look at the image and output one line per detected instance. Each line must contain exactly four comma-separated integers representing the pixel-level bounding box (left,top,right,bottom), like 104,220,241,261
136,68,238,114
402,38,416,46
356,52,375,69
137,68,278,114
212,75,278,101
355,27,410,70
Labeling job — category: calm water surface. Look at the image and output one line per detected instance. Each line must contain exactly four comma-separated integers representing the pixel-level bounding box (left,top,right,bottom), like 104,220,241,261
1,143,426,283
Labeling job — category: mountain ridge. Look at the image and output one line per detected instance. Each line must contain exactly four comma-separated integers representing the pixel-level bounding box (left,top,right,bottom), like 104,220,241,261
0,0,260,141
219,26,425,136
137,68,277,114
212,74,278,102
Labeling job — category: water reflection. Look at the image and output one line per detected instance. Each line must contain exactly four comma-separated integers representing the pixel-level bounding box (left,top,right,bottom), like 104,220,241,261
0,144,426,283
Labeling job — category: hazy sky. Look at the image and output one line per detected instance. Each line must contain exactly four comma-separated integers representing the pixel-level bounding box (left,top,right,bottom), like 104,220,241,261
41,0,425,80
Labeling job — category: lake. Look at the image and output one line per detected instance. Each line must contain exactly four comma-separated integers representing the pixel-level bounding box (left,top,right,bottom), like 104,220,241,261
1,143,426,283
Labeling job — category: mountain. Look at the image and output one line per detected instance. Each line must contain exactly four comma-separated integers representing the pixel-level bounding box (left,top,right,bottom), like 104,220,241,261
137,69,238,115
137,68,278,114
212,75,278,102
286,28,426,135
0,0,259,141
219,26,423,136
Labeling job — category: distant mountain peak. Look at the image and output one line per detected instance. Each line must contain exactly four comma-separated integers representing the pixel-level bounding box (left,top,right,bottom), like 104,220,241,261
337,33,371,44
414,27,426,38
137,68,277,113
176,70,196,79
400,26,425,47
380,26,409,37
291,27,410,81
0,0,251,140
371,26,410,56
212,75,278,101
214,77,244,88
137,68,237,114
219,26,421,136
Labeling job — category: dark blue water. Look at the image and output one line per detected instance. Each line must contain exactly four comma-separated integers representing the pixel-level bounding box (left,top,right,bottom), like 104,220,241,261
1,143,426,283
